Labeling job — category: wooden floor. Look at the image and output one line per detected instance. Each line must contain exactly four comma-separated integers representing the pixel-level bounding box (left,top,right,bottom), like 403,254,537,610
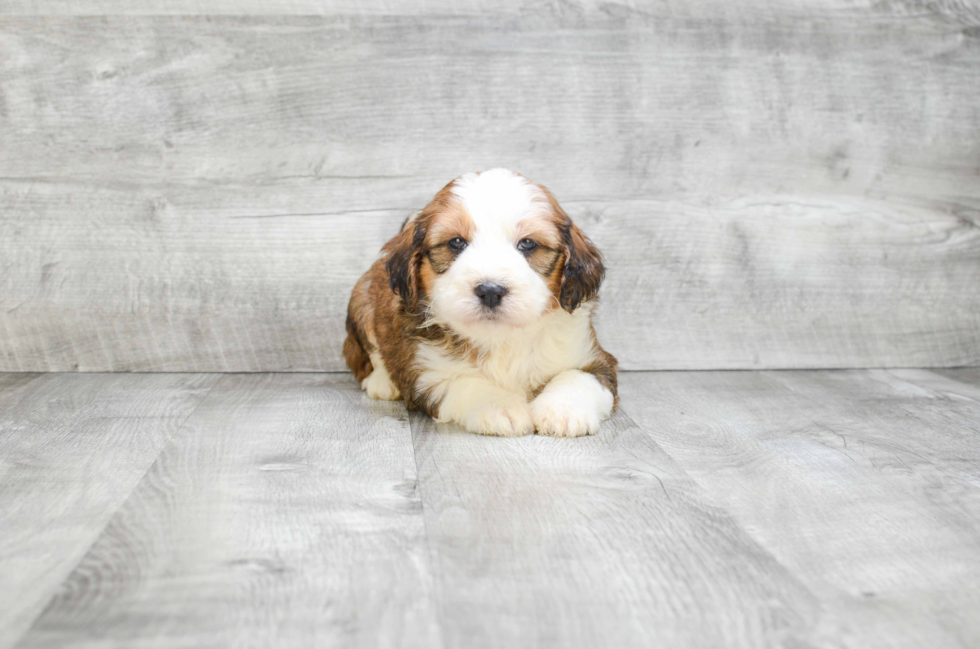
2,370,979,648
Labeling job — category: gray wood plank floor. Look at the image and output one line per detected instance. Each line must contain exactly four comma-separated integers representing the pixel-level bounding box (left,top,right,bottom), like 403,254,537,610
0,373,218,648
2,369,979,648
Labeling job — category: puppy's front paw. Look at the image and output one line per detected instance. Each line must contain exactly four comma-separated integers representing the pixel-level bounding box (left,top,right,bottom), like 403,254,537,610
531,393,602,438
361,370,401,401
463,399,534,437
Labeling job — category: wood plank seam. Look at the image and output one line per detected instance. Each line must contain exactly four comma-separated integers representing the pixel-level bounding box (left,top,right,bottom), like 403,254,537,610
408,412,449,649
617,369,980,647
11,374,223,648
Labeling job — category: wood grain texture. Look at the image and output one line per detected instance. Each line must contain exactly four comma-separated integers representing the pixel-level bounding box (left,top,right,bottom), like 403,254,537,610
4,370,980,646
619,369,980,649
2,0,979,22
410,409,845,648
0,372,217,649
932,366,980,394
1,8,979,372
19,373,439,649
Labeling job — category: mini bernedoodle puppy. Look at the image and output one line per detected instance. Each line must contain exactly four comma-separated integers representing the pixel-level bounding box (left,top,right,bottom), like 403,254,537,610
344,169,617,437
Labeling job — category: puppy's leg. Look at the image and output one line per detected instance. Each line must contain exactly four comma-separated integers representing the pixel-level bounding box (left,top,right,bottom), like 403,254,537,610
435,377,533,437
361,352,401,401
531,369,614,438
343,322,372,383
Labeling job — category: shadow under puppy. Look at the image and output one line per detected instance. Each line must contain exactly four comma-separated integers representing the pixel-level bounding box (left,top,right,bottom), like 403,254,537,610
344,169,617,437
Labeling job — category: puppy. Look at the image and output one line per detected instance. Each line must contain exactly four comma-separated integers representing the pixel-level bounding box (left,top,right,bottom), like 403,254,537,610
344,169,617,437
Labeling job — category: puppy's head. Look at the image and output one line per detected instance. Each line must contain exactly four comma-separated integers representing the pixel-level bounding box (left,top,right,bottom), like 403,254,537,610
385,169,603,335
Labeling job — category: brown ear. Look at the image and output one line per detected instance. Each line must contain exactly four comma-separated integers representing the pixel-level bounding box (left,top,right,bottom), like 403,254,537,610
559,219,604,312
384,219,426,314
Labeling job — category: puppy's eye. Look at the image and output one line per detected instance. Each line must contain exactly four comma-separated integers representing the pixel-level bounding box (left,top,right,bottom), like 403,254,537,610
517,238,537,253
447,237,467,251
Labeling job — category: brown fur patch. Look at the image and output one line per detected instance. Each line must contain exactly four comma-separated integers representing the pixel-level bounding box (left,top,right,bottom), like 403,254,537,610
383,179,471,314
524,245,562,278
345,179,479,417
343,271,375,383
423,195,473,277
382,225,424,314
560,222,604,311
513,193,566,287
343,320,372,383
363,255,432,412
543,250,566,312
515,216,562,249
344,172,616,422
418,255,438,298
427,202,474,246
425,245,459,275
582,341,619,410
536,187,604,312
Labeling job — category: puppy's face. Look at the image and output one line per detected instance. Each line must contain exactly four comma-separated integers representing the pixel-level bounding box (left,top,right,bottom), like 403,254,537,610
386,169,603,336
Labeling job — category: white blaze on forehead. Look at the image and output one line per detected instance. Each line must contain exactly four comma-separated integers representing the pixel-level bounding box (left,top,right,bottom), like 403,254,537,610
451,169,547,235
428,168,556,334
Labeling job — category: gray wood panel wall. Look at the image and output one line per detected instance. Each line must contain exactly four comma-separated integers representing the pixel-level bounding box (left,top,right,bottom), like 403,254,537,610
2,1,979,371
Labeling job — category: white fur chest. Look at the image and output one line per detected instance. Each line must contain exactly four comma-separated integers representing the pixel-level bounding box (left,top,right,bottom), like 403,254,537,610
415,304,598,401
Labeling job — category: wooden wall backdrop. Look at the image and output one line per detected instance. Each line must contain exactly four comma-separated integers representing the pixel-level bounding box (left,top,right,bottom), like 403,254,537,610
1,1,979,372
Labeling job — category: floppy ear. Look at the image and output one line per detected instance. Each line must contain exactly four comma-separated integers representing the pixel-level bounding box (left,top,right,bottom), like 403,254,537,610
559,219,605,312
384,219,426,314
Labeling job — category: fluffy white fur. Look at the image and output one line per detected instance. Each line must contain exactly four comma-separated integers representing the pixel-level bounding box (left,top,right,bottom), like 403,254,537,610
530,369,613,437
410,169,614,437
416,303,608,436
361,352,400,401
427,170,555,334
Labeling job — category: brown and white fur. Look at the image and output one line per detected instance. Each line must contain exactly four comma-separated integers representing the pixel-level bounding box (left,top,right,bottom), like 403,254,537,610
344,169,617,437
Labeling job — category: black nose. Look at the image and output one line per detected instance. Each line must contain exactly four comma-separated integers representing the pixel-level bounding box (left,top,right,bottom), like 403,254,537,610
475,283,508,308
